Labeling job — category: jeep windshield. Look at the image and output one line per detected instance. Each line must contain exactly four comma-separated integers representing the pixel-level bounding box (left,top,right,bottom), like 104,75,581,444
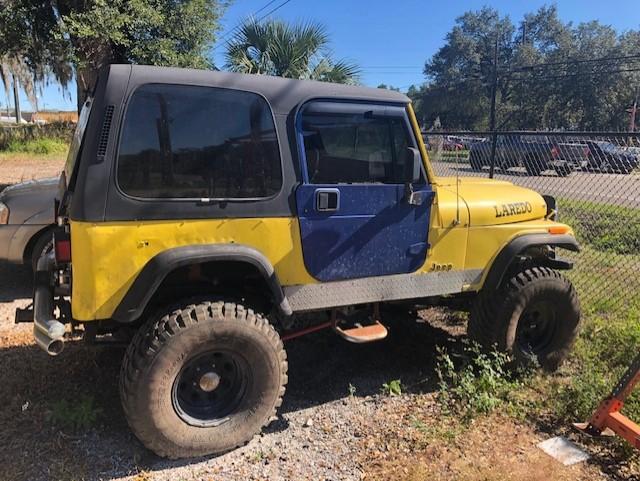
63,97,93,187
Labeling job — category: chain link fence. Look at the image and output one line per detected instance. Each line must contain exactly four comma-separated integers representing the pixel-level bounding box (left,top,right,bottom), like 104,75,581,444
424,131,640,314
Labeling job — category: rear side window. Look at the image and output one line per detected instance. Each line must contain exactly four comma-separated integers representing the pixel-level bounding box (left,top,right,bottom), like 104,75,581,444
301,112,411,184
117,84,282,199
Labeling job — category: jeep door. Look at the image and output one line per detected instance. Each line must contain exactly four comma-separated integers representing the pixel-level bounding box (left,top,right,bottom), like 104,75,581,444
295,101,433,282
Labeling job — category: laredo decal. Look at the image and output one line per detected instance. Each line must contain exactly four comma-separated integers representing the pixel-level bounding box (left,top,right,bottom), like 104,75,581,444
494,201,533,218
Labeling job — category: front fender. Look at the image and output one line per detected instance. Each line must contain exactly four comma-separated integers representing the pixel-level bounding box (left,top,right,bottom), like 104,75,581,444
482,233,579,291
111,244,292,322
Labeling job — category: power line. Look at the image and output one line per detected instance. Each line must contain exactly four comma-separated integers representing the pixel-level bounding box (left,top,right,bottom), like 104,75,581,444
509,53,640,72
415,65,640,94
511,66,640,82
213,0,295,52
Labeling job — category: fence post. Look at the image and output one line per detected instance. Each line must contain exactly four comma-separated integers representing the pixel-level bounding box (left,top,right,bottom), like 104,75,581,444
488,34,499,178
489,132,497,178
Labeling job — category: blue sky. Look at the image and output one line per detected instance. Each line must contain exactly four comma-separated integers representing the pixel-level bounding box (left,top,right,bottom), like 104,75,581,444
3,0,639,112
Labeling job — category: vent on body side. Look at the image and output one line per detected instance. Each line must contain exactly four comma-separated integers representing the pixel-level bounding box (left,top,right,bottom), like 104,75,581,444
97,105,115,161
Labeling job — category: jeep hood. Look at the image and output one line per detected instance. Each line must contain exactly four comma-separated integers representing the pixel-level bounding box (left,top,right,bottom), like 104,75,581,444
436,177,547,226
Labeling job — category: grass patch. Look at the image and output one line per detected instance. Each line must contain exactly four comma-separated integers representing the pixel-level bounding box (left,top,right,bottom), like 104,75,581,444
5,138,69,156
49,395,102,431
560,198,640,255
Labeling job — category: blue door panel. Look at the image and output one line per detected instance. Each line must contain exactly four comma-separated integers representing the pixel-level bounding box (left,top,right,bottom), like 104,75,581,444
296,184,433,281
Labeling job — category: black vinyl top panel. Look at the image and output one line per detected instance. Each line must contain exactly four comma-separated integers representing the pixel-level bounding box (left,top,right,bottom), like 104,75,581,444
69,64,410,222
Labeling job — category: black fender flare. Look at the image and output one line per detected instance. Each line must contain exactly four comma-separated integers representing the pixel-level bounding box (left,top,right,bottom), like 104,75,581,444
482,233,579,291
111,244,292,323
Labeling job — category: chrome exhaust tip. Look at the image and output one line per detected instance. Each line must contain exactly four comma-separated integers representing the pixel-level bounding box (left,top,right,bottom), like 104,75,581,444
34,327,64,356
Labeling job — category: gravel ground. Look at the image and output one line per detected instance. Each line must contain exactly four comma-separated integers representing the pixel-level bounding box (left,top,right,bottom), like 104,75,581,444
0,156,626,481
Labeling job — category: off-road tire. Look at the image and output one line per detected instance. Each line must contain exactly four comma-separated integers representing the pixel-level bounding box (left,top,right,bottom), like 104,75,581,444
468,267,580,371
120,301,287,459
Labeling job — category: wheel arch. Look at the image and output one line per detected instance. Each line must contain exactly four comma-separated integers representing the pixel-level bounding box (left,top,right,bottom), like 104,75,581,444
111,244,292,323
22,224,54,265
481,233,579,291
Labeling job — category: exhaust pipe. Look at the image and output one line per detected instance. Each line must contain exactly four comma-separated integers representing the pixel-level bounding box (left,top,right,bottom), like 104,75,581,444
33,251,66,356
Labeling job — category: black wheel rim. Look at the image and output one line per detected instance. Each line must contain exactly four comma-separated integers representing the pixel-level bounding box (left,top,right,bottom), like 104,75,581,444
516,300,558,356
172,350,249,427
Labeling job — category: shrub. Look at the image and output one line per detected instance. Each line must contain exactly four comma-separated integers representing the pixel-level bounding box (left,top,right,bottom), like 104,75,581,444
6,138,69,155
435,342,526,420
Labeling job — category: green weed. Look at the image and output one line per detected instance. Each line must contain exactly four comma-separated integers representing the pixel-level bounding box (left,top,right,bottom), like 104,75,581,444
435,342,526,420
348,383,357,397
49,395,102,431
381,379,403,396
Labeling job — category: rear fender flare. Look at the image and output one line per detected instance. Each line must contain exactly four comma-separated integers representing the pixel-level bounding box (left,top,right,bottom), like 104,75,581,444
112,244,292,322
482,233,579,291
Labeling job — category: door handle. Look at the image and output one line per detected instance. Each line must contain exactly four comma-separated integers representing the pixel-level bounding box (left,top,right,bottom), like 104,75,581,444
315,188,340,212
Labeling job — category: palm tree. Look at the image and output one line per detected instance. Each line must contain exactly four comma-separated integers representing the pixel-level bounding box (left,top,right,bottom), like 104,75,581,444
225,18,360,84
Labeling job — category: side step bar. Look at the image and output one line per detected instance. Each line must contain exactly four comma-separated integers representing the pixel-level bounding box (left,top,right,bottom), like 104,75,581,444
334,320,388,343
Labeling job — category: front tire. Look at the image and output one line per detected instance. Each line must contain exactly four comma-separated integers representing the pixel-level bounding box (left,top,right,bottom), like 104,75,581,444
468,267,580,371
120,301,287,458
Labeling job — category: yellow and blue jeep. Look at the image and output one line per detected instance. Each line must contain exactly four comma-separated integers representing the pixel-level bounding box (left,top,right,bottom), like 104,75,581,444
22,65,581,458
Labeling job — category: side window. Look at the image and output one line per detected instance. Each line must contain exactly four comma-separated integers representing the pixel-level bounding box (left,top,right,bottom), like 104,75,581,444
117,84,282,199
301,110,413,184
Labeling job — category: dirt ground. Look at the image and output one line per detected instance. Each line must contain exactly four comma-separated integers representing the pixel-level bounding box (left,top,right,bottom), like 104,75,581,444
0,156,627,481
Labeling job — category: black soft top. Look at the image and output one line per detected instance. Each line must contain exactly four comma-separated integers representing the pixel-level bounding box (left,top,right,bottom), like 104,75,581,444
120,64,410,113
68,64,412,223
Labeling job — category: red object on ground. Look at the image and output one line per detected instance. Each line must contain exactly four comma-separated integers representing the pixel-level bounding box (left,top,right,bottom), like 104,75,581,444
574,352,640,449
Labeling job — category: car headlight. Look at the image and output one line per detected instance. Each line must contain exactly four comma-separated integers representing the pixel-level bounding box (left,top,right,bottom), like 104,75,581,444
0,201,9,224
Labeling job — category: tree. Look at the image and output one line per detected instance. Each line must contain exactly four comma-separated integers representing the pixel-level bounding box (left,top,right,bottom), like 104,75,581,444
225,18,360,84
0,0,229,111
412,5,640,130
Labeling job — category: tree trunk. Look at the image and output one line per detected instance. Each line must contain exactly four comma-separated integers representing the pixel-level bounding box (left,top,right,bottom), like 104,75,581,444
76,67,99,113
12,74,21,124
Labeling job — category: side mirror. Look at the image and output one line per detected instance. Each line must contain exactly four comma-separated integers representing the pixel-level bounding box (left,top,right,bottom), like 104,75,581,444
405,147,421,184
404,147,424,206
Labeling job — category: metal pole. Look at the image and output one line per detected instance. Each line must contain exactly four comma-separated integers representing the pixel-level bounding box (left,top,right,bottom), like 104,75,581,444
488,35,499,178
630,86,638,133
12,74,21,124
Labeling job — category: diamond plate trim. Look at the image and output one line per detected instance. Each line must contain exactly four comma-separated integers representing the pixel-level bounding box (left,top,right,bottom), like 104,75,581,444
284,269,483,312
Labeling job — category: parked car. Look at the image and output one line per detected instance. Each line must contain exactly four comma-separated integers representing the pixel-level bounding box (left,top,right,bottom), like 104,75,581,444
0,178,57,270
469,135,577,176
556,141,590,168
585,141,639,174
443,138,464,151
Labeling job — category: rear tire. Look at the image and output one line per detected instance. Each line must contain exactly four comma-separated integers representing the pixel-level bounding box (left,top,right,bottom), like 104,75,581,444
468,267,580,371
120,300,287,458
